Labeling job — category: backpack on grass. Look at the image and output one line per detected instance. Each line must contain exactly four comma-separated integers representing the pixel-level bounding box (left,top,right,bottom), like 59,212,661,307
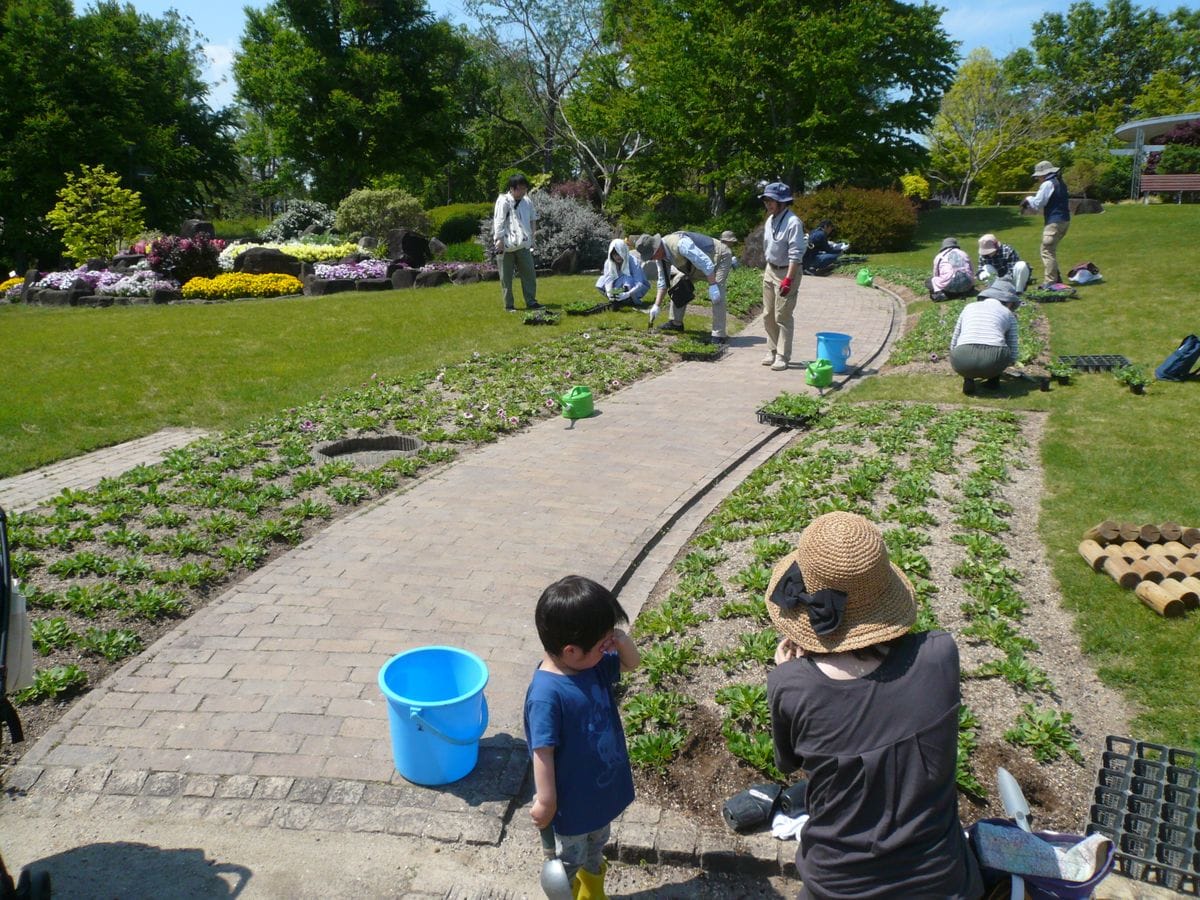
1154,334,1200,381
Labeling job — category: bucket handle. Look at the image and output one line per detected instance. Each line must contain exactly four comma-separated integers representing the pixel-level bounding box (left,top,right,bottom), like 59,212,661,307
409,696,489,746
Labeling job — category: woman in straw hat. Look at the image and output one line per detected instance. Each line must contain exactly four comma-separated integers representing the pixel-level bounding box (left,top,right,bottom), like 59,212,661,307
766,512,983,899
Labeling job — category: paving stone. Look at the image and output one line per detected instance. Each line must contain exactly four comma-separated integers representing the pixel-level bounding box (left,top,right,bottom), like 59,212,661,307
103,769,148,796
31,767,77,795
286,777,331,803
361,783,405,807
326,780,366,805
307,806,352,831
2,766,44,794
253,776,295,801
216,774,258,799
238,801,281,828
347,805,395,833
274,804,316,830
129,795,174,818
614,821,658,864
655,819,699,866
619,800,663,826
182,774,219,798
390,806,431,838
142,772,186,797
166,796,213,819
459,815,504,846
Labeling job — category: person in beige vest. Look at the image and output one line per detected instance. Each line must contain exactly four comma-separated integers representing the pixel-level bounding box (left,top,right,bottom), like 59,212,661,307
634,231,733,342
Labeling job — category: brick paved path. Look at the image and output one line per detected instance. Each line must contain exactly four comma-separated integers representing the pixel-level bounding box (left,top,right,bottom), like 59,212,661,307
0,428,207,512
3,278,901,877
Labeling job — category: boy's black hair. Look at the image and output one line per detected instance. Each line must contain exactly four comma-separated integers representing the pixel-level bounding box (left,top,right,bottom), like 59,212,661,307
535,575,628,656
507,173,530,191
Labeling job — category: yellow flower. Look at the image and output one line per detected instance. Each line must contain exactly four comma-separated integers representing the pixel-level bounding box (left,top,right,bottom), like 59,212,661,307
0,276,23,293
181,273,304,301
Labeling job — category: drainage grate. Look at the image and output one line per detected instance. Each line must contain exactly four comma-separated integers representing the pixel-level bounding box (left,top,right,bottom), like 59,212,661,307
1058,355,1131,373
312,434,425,467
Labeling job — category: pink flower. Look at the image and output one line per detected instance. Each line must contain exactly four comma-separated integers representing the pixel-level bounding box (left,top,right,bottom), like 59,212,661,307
544,398,557,409
300,420,316,432
463,412,474,420
508,417,519,426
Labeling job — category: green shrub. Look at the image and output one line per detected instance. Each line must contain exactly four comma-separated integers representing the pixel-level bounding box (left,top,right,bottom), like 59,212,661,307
613,191,709,236
45,164,145,263
900,173,931,201
443,241,484,262
1158,144,1200,175
334,188,431,241
261,200,335,242
429,202,494,243
213,217,269,241
794,187,917,253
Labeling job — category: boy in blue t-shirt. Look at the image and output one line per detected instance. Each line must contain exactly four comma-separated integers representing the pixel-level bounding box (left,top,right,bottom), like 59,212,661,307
523,575,640,898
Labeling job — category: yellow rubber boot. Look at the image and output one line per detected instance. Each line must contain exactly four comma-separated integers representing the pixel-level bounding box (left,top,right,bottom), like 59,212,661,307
572,860,607,900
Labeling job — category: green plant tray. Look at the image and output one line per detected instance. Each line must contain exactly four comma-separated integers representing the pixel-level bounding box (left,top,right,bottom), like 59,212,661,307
678,345,725,362
565,302,612,316
523,313,559,326
756,409,814,430
1026,287,1078,302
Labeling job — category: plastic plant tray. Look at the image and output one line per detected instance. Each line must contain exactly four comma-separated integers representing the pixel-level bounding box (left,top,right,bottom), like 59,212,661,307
678,344,726,362
1057,354,1131,373
1088,735,1200,893
756,409,816,430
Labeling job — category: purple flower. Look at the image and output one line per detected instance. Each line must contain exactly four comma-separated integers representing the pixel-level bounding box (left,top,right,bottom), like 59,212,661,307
611,379,622,387
299,419,316,432
507,416,519,426
463,412,474,420
544,398,557,409
930,353,939,363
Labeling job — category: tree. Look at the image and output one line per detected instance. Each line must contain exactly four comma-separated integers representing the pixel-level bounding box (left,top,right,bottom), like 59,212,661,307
45,164,145,263
0,0,237,269
464,0,601,177
929,50,1067,204
603,0,955,213
234,0,473,205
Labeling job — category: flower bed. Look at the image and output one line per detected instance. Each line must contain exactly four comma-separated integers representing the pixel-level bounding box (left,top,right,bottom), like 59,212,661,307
623,402,1112,831
182,272,304,300
96,270,180,297
0,276,22,294
217,241,359,270
34,268,123,292
312,259,390,280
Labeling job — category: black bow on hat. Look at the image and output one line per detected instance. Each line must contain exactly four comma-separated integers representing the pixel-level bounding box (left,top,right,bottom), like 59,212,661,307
769,561,847,635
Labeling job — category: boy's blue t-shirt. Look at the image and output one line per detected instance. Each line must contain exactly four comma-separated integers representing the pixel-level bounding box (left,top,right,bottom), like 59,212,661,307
523,652,635,836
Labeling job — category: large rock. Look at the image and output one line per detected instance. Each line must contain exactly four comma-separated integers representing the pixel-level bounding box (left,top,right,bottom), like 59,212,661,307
428,237,447,257
180,219,215,239
111,253,147,271
39,290,70,306
389,268,416,290
414,269,450,288
741,223,766,269
355,278,390,291
1069,198,1104,215
234,247,302,277
85,258,108,271
450,267,482,285
386,229,431,268
304,277,355,296
357,236,378,250
151,288,182,304
551,249,577,275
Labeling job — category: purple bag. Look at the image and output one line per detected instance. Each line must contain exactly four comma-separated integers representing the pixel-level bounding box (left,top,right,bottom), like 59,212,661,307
969,818,1115,900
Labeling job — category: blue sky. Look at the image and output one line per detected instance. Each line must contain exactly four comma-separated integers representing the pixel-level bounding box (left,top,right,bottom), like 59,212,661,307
74,0,1186,110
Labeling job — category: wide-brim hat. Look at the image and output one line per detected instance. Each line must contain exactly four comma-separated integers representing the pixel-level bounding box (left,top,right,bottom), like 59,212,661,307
940,237,960,250
765,512,916,655
979,280,1021,306
758,181,793,203
634,233,662,260
1032,160,1060,178
978,234,999,254
719,230,740,244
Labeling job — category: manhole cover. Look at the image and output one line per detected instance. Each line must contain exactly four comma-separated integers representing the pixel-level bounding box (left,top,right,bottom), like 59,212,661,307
312,434,425,467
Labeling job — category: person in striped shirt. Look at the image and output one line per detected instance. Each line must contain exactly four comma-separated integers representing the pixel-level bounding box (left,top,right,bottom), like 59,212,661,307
950,280,1022,395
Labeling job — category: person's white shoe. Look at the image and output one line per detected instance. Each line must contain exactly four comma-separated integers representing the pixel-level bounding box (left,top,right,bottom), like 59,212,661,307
771,356,789,371
762,352,776,366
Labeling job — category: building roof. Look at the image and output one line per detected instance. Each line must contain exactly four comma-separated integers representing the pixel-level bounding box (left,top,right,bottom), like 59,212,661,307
1114,113,1200,144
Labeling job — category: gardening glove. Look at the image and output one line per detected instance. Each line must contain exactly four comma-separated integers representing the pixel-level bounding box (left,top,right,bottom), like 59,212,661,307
707,283,721,302
779,277,792,297
647,302,659,329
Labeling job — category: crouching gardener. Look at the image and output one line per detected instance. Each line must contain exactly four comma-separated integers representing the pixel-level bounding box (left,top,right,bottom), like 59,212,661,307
950,280,1022,395
636,230,733,342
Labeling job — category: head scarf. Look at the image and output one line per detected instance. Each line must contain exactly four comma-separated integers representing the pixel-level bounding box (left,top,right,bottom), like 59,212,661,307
604,238,631,279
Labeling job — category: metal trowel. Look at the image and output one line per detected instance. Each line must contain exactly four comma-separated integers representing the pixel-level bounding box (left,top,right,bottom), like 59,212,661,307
539,826,573,900
996,766,1032,900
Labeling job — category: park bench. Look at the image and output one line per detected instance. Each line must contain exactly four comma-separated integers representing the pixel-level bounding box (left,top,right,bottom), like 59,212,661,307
1138,173,1200,202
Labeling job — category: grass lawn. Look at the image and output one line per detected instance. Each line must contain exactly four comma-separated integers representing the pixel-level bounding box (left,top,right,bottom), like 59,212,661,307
0,276,720,478
848,202,1200,749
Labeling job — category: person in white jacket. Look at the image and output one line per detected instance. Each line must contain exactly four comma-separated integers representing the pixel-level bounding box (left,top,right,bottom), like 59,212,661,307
595,239,650,306
492,173,542,312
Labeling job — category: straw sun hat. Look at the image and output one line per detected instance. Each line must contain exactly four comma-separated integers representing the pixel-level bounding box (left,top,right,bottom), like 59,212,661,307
765,512,917,654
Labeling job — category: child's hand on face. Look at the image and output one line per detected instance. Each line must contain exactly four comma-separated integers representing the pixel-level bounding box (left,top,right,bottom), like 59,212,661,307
775,638,802,665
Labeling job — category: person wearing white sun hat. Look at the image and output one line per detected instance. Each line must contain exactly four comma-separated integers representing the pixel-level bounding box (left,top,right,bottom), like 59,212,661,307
1021,160,1071,287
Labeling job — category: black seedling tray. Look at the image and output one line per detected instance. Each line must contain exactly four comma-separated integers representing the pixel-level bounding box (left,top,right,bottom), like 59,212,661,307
756,409,815,430
679,345,726,362
1088,735,1200,894
1058,355,1131,373
1026,287,1078,302
565,301,613,316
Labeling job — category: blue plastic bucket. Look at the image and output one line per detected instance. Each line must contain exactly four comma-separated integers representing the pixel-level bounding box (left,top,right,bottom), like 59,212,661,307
378,646,489,785
815,332,853,374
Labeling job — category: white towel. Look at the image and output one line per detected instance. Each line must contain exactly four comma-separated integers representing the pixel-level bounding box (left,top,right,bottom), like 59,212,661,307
771,812,810,841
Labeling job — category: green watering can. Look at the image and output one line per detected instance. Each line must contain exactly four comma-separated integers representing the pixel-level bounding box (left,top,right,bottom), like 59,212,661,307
559,385,594,419
806,359,833,389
